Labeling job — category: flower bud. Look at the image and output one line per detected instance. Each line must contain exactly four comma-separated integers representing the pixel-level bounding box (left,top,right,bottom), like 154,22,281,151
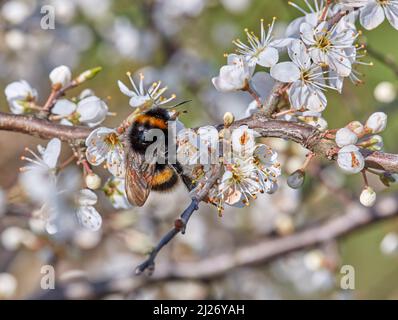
337,145,365,174
379,172,396,187
358,135,383,151
316,117,328,131
287,169,305,189
85,173,102,190
267,182,278,194
359,186,376,207
304,250,324,271
223,112,235,127
380,233,398,256
76,67,102,84
275,214,294,236
346,121,364,136
335,127,358,147
49,65,72,88
365,112,387,134
374,81,396,103
0,273,17,299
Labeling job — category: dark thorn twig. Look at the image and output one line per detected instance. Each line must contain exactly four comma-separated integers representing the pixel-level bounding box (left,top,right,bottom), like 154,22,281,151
135,199,199,275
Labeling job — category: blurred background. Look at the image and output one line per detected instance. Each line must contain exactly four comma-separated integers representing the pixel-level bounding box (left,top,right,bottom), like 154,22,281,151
1,0,398,299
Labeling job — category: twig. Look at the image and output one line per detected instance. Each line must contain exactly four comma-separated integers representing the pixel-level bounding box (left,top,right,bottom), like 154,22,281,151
246,84,262,107
263,81,286,117
366,44,398,78
134,199,199,275
30,194,398,299
154,195,398,280
39,81,78,118
135,165,222,275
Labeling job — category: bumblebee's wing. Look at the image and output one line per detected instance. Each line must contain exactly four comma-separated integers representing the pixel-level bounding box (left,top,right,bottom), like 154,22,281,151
125,151,156,207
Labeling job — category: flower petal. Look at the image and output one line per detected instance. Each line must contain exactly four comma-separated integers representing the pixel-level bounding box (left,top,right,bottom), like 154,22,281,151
250,72,275,101
76,206,102,231
288,39,311,69
337,145,365,174
360,2,385,30
78,189,98,206
43,138,61,168
385,4,398,30
117,80,135,97
257,46,279,67
106,147,125,177
270,62,300,83
52,99,76,116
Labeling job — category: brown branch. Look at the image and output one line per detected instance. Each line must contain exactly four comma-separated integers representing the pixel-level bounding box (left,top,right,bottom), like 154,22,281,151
0,112,91,142
156,196,398,280
30,194,398,299
1,111,398,172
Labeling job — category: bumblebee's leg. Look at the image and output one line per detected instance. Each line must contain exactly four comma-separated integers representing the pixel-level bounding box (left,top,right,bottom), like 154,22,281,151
171,162,197,192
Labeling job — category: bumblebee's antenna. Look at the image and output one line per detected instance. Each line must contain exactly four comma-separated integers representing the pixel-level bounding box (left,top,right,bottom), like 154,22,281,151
166,100,192,110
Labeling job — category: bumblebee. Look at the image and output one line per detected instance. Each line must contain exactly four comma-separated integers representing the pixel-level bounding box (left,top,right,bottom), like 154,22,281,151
125,107,194,207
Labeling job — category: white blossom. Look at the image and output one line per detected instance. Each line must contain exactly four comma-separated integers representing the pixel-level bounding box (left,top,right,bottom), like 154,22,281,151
359,0,398,30
216,143,280,210
337,144,365,174
302,114,328,130
271,40,335,111
85,127,125,177
1,227,26,251
85,173,102,190
359,186,376,207
118,72,176,108
289,111,329,131
218,157,260,207
0,273,17,299
177,128,201,166
19,138,61,204
76,189,102,231
103,177,131,209
49,65,72,88
365,112,387,133
52,96,109,127
380,232,398,255
231,125,258,158
233,18,280,68
374,81,396,103
346,120,365,136
4,80,38,114
212,54,254,92
253,144,281,192
300,19,357,77
335,127,358,147
285,0,326,38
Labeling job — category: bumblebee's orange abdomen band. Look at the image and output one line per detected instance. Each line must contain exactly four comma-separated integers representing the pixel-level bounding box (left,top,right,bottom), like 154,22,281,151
152,167,174,186
134,114,168,130
152,166,178,191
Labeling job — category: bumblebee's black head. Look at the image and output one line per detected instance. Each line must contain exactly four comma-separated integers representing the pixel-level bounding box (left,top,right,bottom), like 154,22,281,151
128,107,173,154
143,107,173,120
